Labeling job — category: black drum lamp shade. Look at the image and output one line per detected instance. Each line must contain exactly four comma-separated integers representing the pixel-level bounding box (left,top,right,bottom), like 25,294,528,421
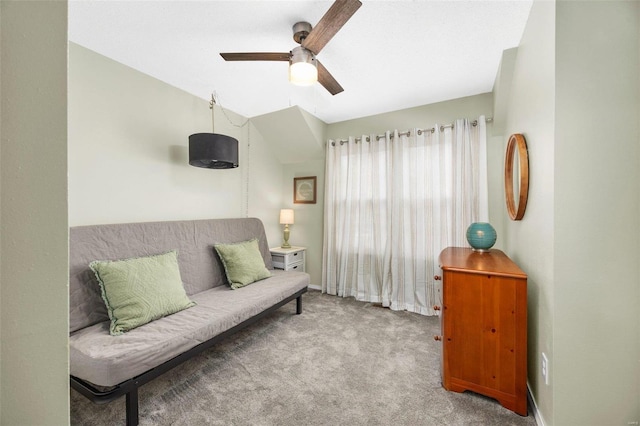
189,133,238,169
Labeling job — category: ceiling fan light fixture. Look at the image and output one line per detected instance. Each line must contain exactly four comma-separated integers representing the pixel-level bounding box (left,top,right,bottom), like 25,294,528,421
289,46,317,86
220,0,361,94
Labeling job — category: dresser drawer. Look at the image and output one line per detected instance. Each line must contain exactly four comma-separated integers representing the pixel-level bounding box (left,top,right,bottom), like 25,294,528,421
282,260,304,272
271,250,305,268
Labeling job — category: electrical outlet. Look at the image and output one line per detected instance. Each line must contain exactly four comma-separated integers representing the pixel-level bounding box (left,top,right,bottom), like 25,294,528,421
541,352,549,385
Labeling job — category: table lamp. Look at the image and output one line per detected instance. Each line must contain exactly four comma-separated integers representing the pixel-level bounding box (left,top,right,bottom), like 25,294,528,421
279,209,294,248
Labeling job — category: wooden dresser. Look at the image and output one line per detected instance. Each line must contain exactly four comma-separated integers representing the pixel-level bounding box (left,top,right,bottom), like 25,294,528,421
436,247,528,415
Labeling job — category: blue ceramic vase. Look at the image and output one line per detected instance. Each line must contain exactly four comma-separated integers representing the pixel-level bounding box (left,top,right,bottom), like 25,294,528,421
466,222,497,252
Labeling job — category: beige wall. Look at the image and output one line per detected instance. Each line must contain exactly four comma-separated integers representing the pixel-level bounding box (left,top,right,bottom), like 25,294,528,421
503,2,555,425
553,1,639,424
0,1,70,424
282,159,326,288
70,43,247,226
246,120,286,250
497,0,640,424
250,105,327,269
499,0,556,422
70,42,287,246
327,93,493,140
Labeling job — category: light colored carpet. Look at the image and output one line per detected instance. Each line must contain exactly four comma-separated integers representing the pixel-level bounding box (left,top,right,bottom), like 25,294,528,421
71,290,537,425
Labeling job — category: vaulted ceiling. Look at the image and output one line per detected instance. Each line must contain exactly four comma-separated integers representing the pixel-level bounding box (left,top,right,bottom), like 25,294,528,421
69,0,532,124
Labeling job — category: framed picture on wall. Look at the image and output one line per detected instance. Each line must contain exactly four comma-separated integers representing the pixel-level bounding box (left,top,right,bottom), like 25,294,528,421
294,176,317,204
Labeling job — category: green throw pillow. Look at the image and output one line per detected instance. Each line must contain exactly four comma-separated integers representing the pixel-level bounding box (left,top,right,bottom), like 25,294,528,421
214,238,271,289
90,250,196,336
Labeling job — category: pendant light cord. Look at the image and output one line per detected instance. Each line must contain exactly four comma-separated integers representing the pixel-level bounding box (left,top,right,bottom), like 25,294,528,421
210,93,251,217
245,125,250,218
210,92,249,129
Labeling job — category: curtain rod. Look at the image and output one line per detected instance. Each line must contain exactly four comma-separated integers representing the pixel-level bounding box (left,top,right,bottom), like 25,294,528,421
330,117,493,146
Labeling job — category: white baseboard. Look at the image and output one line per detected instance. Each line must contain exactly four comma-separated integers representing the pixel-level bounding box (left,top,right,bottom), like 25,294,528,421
308,284,321,291
528,383,547,426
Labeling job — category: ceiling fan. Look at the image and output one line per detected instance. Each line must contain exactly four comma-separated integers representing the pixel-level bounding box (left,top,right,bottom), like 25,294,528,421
220,0,362,95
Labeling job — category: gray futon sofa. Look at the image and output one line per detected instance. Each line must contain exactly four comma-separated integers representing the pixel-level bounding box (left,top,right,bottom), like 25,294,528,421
69,218,309,425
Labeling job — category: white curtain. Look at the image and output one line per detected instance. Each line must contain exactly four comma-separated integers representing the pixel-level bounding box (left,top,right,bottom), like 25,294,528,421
322,116,488,315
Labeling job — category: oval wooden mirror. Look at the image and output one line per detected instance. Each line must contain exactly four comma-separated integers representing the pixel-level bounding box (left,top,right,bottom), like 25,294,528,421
505,134,529,220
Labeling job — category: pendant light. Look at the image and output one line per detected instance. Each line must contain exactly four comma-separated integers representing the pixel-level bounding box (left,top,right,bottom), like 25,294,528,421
189,94,239,169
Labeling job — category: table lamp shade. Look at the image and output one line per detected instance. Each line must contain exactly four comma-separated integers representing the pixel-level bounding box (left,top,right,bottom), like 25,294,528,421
279,209,294,225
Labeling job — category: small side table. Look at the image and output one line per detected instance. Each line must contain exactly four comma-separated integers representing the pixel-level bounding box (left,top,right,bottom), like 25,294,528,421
270,246,306,272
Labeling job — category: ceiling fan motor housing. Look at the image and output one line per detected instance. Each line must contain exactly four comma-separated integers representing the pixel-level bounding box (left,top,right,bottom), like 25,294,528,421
293,21,312,44
290,46,316,66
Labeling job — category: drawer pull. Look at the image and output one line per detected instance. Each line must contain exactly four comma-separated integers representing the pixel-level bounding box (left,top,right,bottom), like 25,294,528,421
433,305,441,311
434,275,441,281
434,335,442,341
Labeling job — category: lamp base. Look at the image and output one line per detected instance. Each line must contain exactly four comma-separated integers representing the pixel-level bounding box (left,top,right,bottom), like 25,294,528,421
281,224,291,249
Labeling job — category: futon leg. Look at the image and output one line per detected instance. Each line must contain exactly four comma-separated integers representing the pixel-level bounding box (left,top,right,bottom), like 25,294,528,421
296,295,302,314
126,387,139,426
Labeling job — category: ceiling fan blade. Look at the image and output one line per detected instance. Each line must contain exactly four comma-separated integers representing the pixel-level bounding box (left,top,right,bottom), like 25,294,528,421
220,52,291,61
317,61,344,95
302,0,362,54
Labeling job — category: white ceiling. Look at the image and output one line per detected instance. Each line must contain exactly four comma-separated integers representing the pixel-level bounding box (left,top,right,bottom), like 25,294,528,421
68,0,532,124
